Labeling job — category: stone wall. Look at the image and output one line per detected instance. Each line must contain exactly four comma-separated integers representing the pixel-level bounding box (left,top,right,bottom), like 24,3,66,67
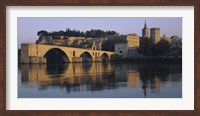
30,56,46,63
94,57,103,62
20,43,119,64
21,44,29,63
72,57,82,62
127,35,140,48
21,44,46,63
150,28,161,44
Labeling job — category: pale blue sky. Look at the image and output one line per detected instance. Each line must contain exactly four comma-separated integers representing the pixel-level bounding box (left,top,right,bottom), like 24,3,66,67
18,17,182,48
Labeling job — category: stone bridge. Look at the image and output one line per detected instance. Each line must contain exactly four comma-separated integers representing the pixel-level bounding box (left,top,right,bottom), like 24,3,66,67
21,44,121,63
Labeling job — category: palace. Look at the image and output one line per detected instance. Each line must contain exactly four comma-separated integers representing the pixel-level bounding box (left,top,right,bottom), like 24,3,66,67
142,20,150,38
150,27,161,44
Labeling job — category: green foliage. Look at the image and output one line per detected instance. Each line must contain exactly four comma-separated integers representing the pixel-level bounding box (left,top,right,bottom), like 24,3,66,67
102,38,127,52
138,37,154,56
86,29,116,37
110,54,123,61
37,30,48,36
37,28,117,38
156,39,171,56
138,38,171,57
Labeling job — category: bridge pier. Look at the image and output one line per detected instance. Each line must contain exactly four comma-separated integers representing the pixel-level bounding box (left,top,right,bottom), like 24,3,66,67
94,57,102,62
72,57,82,63
21,44,47,63
30,56,46,63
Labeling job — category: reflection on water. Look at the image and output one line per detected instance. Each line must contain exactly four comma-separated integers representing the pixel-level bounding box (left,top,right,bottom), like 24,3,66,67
18,62,182,98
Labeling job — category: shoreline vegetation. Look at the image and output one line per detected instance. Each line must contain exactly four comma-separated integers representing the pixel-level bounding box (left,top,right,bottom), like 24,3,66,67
111,56,182,63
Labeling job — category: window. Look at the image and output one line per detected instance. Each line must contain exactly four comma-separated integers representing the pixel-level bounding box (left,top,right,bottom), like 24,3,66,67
73,51,75,56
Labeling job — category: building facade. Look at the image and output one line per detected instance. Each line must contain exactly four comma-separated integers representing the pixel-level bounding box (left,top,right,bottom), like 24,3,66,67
114,34,140,58
91,40,102,50
142,21,150,38
114,43,129,57
108,34,140,48
127,34,140,48
150,28,160,44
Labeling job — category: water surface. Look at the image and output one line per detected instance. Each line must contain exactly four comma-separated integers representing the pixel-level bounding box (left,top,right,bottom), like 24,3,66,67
18,62,182,98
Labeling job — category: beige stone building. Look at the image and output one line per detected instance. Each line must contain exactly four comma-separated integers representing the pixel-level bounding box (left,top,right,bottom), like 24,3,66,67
127,34,140,47
108,34,140,48
37,36,86,46
150,28,161,44
113,34,140,58
107,35,126,40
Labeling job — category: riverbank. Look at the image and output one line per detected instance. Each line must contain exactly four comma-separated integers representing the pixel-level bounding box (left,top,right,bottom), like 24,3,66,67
111,57,182,63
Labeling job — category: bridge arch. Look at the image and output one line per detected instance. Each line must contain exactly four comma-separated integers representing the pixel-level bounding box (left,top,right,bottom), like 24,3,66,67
101,53,109,62
80,51,93,62
43,48,70,64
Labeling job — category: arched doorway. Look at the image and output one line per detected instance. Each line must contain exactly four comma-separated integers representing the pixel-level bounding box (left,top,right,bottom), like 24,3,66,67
80,52,93,62
101,53,109,62
44,48,70,64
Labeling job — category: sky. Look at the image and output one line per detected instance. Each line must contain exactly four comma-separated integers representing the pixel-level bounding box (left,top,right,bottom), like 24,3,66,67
18,17,182,48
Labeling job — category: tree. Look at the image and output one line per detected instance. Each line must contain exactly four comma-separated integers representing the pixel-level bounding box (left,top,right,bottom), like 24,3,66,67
156,39,171,56
58,30,65,36
38,28,117,38
138,38,171,57
102,38,127,52
37,30,48,36
138,37,155,56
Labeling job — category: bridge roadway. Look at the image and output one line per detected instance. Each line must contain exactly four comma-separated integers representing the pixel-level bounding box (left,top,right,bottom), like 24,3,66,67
21,43,121,63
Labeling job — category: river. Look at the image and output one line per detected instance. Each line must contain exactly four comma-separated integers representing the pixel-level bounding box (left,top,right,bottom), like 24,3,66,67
18,62,182,98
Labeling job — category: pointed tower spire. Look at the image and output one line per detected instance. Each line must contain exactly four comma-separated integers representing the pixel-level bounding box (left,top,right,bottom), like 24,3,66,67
142,20,150,38
144,20,147,28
